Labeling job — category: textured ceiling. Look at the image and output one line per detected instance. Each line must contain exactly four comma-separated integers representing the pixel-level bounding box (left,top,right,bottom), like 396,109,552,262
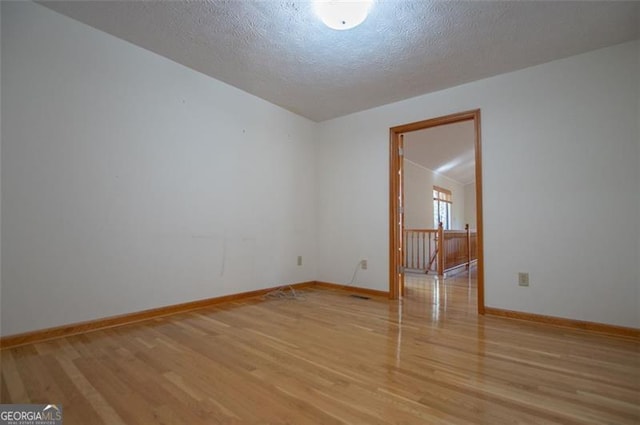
404,121,475,185
40,1,640,122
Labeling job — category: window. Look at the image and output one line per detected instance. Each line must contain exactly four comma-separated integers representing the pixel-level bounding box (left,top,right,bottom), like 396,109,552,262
433,186,452,230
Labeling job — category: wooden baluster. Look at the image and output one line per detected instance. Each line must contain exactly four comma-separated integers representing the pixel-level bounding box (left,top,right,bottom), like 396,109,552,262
403,230,407,269
437,222,444,277
410,232,415,269
408,231,411,269
411,231,414,270
416,231,421,271
428,232,432,273
466,224,470,270
420,232,427,270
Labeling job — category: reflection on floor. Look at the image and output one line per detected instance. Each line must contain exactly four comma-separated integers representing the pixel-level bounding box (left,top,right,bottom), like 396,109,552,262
403,266,477,321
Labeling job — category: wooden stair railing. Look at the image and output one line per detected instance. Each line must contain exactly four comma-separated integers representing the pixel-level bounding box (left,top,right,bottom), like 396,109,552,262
403,224,477,277
403,229,438,273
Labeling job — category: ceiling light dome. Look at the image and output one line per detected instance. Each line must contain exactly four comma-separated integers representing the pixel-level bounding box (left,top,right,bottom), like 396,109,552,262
314,0,373,31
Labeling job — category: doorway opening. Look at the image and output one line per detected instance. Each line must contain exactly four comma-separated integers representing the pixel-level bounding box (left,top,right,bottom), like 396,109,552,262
389,110,484,314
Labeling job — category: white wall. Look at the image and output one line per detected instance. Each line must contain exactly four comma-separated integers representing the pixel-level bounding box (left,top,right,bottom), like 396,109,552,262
403,160,431,229
317,40,640,328
637,47,640,325
464,182,476,229
2,2,638,335
403,159,465,230
0,2,3,333
1,2,317,336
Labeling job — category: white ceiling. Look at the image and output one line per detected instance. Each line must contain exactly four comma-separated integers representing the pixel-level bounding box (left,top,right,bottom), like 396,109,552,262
404,121,475,185
40,1,640,122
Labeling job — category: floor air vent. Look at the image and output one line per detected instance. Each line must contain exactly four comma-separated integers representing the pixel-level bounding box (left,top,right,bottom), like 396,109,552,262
349,294,370,300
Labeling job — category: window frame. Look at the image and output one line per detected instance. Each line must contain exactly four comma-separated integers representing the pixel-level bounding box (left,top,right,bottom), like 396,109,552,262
433,186,452,230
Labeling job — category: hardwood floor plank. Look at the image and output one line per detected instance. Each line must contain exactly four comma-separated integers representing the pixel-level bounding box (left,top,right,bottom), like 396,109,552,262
56,355,127,425
38,355,104,425
0,350,27,402
0,373,11,404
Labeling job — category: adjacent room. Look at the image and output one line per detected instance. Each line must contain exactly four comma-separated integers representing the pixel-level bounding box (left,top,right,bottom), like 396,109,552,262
1,1,639,424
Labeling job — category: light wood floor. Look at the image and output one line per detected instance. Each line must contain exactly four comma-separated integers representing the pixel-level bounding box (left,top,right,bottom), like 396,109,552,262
2,271,639,424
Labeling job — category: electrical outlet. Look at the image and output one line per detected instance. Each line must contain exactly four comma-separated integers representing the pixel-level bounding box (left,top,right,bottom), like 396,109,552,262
518,272,529,287
297,256,302,266
360,259,368,270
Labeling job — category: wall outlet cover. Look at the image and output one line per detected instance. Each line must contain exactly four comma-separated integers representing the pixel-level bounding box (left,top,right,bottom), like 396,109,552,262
518,272,529,287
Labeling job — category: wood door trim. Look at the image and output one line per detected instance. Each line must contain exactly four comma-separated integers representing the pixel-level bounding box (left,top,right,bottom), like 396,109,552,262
389,127,402,299
389,109,485,314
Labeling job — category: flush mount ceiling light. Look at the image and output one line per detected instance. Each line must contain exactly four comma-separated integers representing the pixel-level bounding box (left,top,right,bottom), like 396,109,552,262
313,0,374,30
